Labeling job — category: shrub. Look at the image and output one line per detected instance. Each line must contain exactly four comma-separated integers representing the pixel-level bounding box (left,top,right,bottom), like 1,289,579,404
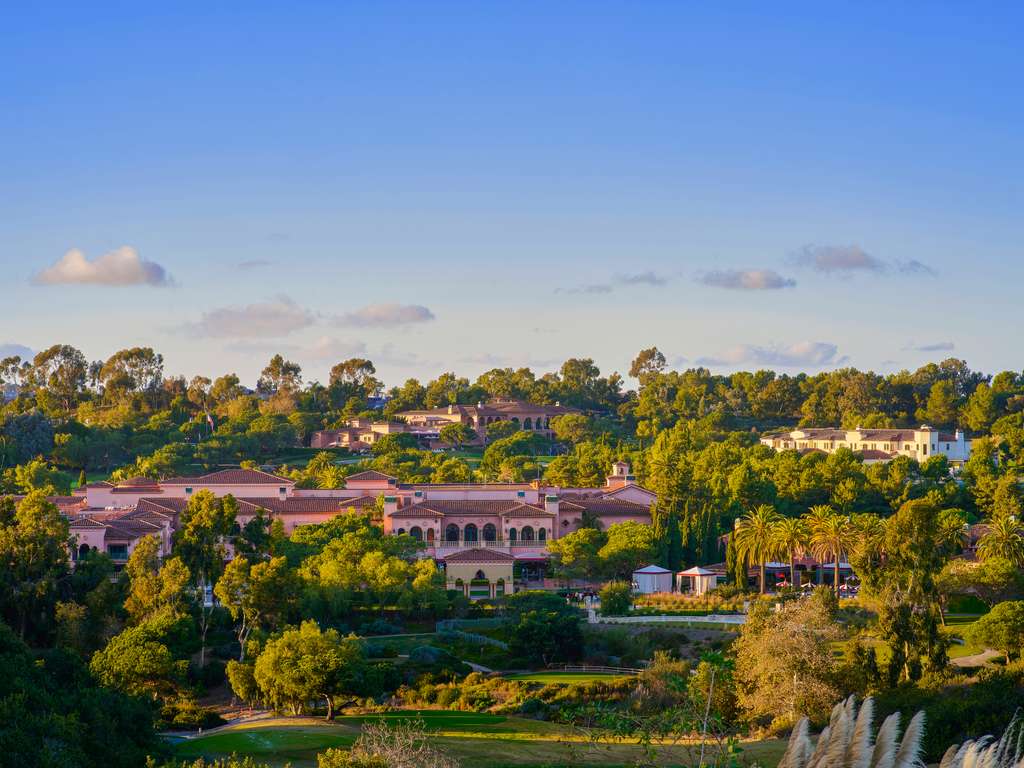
161,697,226,730
361,619,404,636
599,581,632,616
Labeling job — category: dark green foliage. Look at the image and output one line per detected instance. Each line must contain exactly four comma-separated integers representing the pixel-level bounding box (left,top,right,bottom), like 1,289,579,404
598,581,632,616
874,663,1024,762
1,410,54,464
0,621,160,768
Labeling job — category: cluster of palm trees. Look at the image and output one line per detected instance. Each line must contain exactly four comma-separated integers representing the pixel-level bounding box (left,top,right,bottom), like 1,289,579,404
733,504,860,594
975,509,1024,565
734,500,1024,594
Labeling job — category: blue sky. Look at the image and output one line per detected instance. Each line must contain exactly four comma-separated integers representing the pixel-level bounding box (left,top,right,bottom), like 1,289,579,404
2,3,1022,388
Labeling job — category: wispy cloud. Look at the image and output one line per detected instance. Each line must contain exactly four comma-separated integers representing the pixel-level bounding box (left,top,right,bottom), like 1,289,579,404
558,270,670,294
0,343,33,360
897,259,938,276
561,283,614,295
303,336,370,360
794,244,886,275
334,303,435,328
617,271,669,287
697,269,796,290
697,341,845,368
793,244,937,278
183,295,316,338
903,341,955,352
237,259,274,270
33,246,172,287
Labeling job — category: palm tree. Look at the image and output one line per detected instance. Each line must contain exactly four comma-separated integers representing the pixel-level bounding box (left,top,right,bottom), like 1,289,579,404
977,512,1024,566
773,516,809,589
849,512,887,568
807,507,856,593
733,504,783,593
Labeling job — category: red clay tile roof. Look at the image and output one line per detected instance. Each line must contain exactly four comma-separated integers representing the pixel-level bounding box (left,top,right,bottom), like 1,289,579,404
501,504,555,518
442,548,515,563
121,476,161,487
560,499,651,516
69,517,109,529
134,495,373,520
389,505,446,518
345,470,397,482
162,469,294,485
857,449,894,460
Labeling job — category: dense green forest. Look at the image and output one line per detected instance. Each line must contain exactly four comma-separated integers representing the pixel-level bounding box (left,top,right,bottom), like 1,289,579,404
3,343,1024,766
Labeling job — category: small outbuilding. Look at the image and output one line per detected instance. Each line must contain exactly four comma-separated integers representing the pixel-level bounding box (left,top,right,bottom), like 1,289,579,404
677,566,718,596
632,564,673,594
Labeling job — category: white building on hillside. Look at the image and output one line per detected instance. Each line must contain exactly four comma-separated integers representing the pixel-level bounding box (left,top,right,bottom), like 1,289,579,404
760,425,972,466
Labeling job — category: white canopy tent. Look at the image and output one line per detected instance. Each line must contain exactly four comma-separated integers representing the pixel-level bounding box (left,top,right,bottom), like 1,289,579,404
632,564,673,594
677,566,717,596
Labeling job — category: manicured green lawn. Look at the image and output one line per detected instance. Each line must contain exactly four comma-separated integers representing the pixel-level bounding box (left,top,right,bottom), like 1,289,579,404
504,672,630,684
173,721,357,764
170,712,787,768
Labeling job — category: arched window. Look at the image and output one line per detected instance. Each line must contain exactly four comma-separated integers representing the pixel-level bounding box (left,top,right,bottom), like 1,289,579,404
511,417,520,427
77,543,90,561
464,523,478,542
397,527,406,535
509,527,517,542
426,528,435,542
521,525,535,541
410,526,423,541
444,524,460,542
475,569,487,580
538,527,546,541
545,417,551,428
524,417,532,429
483,523,497,542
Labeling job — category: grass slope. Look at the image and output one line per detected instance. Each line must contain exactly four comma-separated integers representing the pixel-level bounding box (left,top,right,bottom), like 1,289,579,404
171,711,786,768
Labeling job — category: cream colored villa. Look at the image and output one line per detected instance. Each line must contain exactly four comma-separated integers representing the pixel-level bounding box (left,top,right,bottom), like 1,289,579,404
760,425,972,466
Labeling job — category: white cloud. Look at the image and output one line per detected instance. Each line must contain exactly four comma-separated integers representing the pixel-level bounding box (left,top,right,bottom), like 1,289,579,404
183,295,316,338
698,269,796,290
334,303,435,328
33,246,171,286
0,343,33,360
698,341,842,368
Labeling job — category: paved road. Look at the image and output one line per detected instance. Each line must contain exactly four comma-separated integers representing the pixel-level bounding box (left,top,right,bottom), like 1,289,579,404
951,649,1002,668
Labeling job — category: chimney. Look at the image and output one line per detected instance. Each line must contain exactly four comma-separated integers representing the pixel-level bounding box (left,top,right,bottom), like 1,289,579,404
545,494,559,516
448,404,454,415
383,495,398,519
955,429,964,441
